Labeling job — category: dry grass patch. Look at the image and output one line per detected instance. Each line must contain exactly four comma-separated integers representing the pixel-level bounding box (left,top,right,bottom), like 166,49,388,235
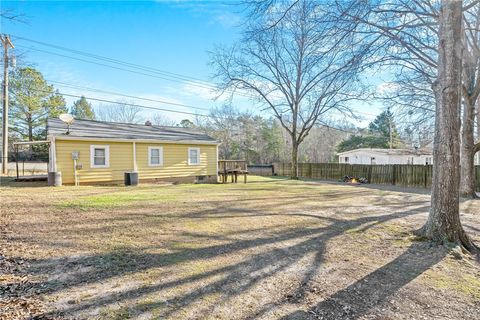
1,176,479,320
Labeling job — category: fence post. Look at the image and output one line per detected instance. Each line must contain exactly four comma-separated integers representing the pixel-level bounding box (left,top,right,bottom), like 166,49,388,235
392,165,397,185
424,166,428,188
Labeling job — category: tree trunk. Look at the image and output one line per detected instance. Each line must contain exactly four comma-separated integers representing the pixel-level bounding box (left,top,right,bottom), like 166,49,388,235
476,102,480,167
477,102,480,140
420,0,476,252
459,98,477,198
291,139,299,179
28,117,34,156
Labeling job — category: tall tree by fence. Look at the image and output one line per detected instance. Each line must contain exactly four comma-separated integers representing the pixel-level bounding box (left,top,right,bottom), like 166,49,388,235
212,0,367,179
423,0,475,251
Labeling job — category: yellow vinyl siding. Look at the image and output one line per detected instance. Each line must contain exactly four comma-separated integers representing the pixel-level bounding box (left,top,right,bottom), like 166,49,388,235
55,139,217,184
55,140,134,184
136,143,216,179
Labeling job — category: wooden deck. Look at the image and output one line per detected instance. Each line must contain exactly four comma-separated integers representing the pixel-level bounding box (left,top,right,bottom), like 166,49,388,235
218,160,248,183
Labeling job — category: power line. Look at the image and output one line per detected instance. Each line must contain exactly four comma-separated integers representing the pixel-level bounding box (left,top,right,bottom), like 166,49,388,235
25,86,362,134
13,36,257,99
12,36,396,118
46,79,212,112
28,87,211,118
13,35,210,84
318,121,358,134
9,36,398,133
45,80,366,134
15,44,223,92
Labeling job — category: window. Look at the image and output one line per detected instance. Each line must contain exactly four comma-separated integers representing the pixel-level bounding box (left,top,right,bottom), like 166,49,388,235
344,157,349,163
90,145,110,168
188,147,200,165
148,146,163,166
426,157,433,165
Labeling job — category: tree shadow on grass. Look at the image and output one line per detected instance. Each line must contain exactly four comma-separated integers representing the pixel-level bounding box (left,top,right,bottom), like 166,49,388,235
281,242,447,320
25,203,434,319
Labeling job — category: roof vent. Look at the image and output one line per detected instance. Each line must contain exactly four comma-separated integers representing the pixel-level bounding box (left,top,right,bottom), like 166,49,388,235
145,120,152,126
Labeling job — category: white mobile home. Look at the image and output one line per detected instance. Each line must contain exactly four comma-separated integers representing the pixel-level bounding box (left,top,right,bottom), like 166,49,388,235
337,148,433,165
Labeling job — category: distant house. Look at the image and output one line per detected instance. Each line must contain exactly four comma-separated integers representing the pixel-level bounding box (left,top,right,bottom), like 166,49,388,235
47,118,219,185
337,148,433,165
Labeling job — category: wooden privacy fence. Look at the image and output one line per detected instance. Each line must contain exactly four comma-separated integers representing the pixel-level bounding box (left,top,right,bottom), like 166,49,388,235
273,163,480,191
247,164,274,176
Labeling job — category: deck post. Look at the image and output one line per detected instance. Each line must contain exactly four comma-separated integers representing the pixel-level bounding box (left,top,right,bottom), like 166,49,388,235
15,145,19,180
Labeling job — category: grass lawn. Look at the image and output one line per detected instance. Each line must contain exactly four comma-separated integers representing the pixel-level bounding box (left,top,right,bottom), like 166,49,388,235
1,176,479,319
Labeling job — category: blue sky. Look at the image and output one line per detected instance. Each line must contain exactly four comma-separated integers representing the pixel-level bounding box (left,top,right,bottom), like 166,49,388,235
1,0,384,125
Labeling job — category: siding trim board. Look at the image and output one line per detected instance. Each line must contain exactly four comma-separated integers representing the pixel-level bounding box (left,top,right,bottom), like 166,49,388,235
148,146,164,167
51,136,219,145
188,147,201,165
133,142,137,172
90,145,110,168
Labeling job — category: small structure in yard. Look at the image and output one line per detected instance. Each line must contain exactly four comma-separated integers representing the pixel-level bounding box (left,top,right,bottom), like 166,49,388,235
337,148,433,165
46,118,219,185
218,160,248,183
13,140,50,182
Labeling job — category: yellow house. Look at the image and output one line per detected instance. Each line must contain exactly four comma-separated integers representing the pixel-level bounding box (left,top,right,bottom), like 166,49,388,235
46,118,219,185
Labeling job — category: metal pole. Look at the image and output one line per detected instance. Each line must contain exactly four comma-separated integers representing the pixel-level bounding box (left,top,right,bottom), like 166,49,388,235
1,35,14,175
74,159,78,186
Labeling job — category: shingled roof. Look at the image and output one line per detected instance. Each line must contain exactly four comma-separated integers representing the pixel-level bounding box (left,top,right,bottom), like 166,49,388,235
47,118,217,143
337,148,432,156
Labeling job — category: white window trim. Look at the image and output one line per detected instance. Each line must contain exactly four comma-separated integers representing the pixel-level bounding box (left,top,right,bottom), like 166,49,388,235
188,147,201,165
90,145,110,168
148,146,164,167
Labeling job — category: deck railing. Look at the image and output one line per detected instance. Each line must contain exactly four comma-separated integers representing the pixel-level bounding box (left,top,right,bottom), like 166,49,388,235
218,160,248,183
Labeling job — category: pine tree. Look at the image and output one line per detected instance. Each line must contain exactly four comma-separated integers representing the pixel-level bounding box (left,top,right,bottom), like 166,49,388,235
337,110,403,152
71,96,95,120
367,109,402,148
9,67,67,141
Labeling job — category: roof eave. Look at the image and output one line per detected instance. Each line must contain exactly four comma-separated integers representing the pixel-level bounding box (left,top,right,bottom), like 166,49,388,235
49,135,220,145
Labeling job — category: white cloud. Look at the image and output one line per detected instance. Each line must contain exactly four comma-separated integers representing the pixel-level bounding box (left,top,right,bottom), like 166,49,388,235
182,82,217,100
376,82,398,95
166,1,241,28
211,11,241,28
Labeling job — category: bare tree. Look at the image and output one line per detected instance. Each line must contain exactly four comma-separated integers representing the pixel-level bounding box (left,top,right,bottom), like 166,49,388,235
197,105,284,163
212,0,366,178
421,0,476,251
354,0,480,197
0,9,27,23
298,124,350,162
151,113,176,126
95,100,143,124
460,4,480,197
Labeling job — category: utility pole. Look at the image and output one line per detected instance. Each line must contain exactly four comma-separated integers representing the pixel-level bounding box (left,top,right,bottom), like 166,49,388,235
1,35,14,175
